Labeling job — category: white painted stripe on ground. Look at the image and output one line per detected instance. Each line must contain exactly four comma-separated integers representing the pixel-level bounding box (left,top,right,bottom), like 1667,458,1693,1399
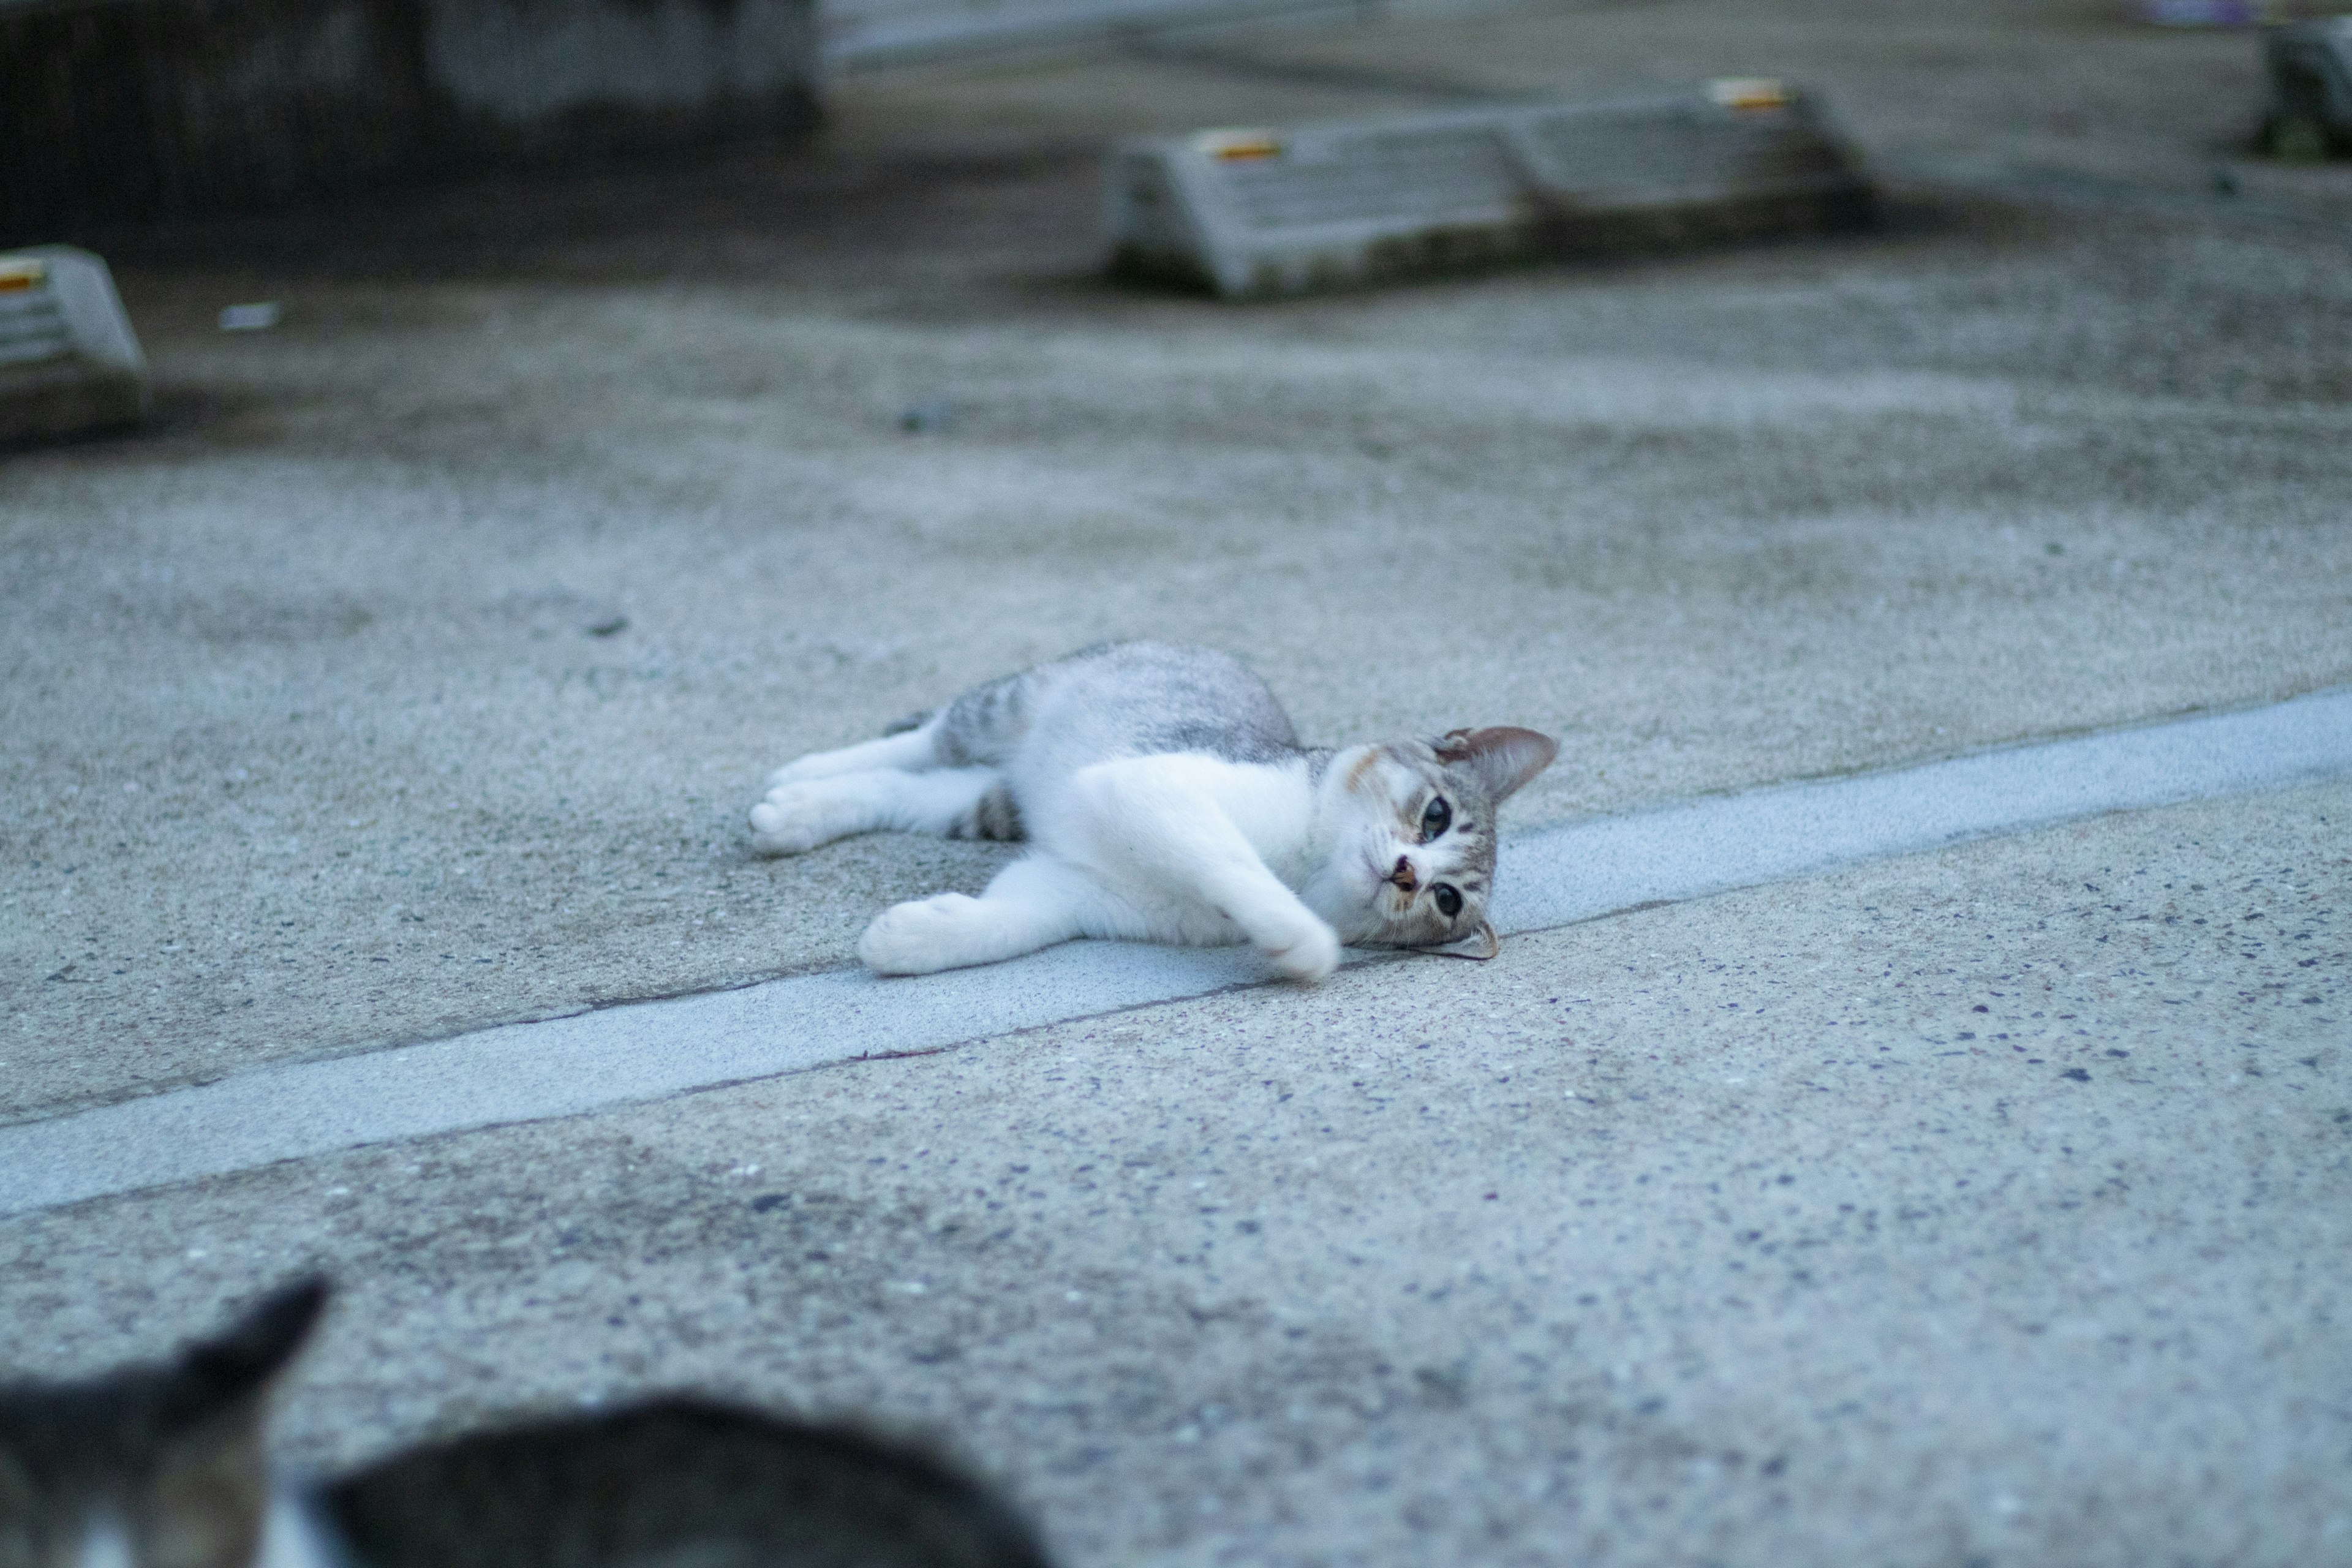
4,688,2349,1218
1491,687,2352,934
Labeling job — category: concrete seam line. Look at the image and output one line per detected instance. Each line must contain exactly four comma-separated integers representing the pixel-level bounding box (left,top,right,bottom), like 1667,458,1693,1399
2,687,2348,1219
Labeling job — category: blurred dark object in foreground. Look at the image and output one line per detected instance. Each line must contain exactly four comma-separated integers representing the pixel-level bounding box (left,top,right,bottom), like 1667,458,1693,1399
1106,81,1873,299
0,1278,1057,1568
2262,18,2352,160
0,0,820,244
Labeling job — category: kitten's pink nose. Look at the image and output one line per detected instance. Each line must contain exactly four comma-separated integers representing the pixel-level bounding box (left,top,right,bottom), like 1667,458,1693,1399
1388,856,1419,893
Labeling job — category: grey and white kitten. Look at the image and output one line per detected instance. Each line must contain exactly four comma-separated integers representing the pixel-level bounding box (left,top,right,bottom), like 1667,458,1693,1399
751,641,1557,981
0,1280,1051,1568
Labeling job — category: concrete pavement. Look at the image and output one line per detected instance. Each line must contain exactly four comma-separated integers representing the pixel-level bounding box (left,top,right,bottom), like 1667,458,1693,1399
3,0,2350,1562
7,685,2350,1216
5,786,2346,1564
9,1,2352,1122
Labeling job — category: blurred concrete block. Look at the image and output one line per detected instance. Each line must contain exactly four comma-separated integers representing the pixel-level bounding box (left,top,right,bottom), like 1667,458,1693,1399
2263,19,2352,159
0,247,149,445
1105,81,1872,298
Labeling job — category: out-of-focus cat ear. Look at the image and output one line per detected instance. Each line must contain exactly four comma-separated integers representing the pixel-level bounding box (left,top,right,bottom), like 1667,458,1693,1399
1432,727,1558,802
159,1276,330,1433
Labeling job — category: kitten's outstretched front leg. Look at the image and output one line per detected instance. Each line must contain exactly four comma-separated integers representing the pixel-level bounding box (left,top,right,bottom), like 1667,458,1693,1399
860,857,1095,975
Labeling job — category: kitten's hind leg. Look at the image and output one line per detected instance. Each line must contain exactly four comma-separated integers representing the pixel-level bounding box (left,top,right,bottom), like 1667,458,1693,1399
751,765,1003,856
859,856,1096,975
766,717,940,788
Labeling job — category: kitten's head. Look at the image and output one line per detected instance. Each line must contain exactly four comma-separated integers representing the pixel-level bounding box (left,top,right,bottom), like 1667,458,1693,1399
0,1279,326,1568
1305,726,1558,951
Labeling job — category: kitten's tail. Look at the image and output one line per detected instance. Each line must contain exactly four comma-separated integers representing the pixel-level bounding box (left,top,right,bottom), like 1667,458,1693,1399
881,709,934,736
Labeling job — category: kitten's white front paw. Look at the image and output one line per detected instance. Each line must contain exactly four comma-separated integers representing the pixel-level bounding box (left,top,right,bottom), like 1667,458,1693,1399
1262,914,1341,984
859,894,985,976
748,785,836,856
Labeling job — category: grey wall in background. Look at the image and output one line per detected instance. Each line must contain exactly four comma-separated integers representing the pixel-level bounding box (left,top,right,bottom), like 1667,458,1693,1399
0,0,820,236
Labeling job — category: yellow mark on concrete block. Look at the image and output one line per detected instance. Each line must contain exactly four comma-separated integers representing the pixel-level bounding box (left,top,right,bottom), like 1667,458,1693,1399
1708,78,1792,111
1199,130,1283,161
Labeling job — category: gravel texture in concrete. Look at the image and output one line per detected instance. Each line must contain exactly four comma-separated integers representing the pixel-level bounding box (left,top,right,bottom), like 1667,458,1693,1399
3,785,2345,1567
9,685,2349,1214
9,1,2352,1123
9,152,2352,1116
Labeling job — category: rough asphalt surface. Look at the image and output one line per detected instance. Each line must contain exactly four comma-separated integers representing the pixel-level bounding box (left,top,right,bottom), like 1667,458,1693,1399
3,0,2350,1564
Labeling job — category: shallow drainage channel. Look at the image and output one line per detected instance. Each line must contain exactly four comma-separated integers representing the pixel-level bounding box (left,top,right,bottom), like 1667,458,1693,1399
6,688,2350,1218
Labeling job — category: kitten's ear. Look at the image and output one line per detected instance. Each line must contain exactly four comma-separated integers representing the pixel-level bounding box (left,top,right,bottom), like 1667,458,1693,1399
157,1276,330,1434
1433,727,1558,804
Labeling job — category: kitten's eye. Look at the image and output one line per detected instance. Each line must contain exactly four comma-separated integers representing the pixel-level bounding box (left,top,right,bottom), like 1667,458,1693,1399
1420,796,1451,840
1433,884,1462,918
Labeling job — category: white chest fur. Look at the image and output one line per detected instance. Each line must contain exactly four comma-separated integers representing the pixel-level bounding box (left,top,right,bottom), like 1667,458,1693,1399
853,747,1352,980
1029,753,1322,894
